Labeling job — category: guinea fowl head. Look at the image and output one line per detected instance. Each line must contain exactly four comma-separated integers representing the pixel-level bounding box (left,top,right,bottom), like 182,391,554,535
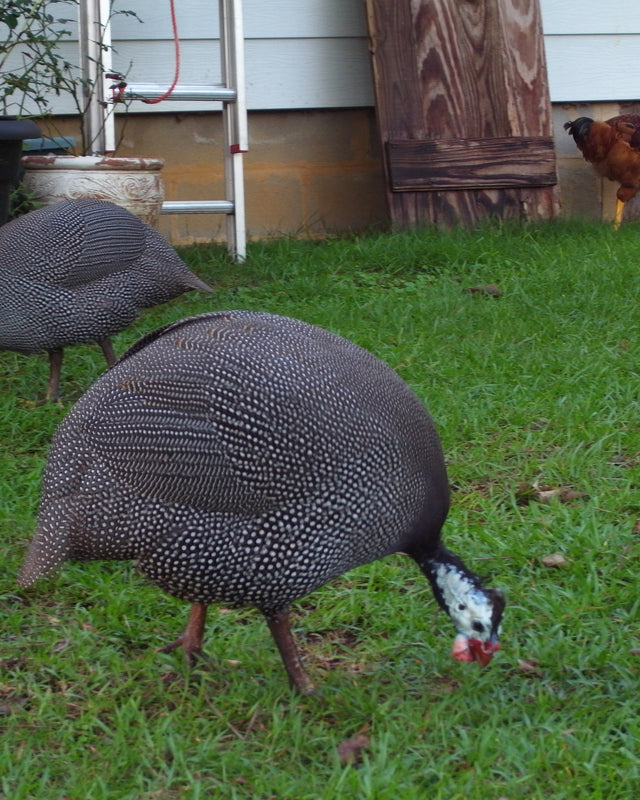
418,549,505,666
448,586,505,667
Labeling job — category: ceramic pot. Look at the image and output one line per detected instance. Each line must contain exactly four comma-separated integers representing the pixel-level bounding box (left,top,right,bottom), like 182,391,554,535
21,154,165,226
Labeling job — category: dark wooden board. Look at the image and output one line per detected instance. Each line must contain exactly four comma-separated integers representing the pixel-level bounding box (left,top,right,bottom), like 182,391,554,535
388,137,557,191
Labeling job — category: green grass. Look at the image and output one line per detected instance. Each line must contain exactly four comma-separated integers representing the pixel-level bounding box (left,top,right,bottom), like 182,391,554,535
1,220,640,798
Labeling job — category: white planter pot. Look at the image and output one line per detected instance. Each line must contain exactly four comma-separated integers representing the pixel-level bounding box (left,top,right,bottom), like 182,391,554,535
20,154,165,226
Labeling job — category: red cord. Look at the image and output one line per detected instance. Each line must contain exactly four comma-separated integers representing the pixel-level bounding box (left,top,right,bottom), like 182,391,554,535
143,0,180,104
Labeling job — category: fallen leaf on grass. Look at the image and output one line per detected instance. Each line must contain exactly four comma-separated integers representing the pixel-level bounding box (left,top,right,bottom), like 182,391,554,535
0,695,29,716
541,553,568,568
538,487,589,504
515,482,588,506
518,658,542,677
337,726,371,766
632,520,640,536
463,283,502,297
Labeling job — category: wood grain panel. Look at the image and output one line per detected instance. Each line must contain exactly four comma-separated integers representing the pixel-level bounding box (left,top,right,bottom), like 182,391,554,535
365,0,560,227
387,137,557,191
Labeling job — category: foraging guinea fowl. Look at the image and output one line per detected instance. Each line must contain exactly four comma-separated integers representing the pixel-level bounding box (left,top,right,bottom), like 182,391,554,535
19,310,505,693
0,198,211,400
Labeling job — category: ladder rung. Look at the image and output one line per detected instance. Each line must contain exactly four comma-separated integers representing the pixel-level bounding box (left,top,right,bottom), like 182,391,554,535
125,84,237,102
161,200,235,215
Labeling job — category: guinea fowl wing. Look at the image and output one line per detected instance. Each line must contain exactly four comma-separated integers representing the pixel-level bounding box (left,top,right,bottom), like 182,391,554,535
0,199,147,287
71,315,411,518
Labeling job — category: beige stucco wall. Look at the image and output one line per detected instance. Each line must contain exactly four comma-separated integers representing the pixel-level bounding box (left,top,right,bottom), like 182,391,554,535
34,102,639,245
37,109,387,245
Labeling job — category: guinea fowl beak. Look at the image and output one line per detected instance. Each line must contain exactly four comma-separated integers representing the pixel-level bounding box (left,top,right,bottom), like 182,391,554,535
451,633,500,666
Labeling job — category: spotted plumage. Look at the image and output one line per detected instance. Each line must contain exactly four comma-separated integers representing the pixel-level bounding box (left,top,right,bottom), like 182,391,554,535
0,198,211,399
19,310,505,692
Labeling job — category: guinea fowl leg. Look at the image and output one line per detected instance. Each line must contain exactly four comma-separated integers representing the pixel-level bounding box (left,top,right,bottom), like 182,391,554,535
46,349,64,402
159,602,207,665
265,609,315,695
97,336,117,367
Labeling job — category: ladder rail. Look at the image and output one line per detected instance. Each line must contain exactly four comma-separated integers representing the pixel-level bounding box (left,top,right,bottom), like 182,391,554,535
110,0,248,261
220,0,247,259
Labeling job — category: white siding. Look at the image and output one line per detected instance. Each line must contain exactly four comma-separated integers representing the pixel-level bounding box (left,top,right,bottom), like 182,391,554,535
540,0,640,102
111,0,374,113
114,0,640,110
8,1,640,115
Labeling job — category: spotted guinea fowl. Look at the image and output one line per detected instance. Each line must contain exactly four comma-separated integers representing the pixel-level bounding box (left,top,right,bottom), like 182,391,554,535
0,198,211,400
18,310,505,693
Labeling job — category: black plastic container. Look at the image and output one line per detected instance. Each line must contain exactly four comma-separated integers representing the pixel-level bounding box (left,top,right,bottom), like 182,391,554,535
0,116,41,224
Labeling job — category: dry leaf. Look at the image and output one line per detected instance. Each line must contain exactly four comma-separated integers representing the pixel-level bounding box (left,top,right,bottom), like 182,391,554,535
463,283,502,297
537,487,589,504
518,658,541,676
541,553,568,568
632,520,640,536
337,731,370,766
516,483,589,506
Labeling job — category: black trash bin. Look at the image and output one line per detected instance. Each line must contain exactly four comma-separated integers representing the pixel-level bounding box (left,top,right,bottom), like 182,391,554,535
0,116,41,225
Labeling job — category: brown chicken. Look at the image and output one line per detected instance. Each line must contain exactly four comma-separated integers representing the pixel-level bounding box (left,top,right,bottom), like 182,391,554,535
564,114,640,226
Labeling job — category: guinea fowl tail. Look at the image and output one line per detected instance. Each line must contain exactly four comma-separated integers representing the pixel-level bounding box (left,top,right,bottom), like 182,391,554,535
18,524,70,588
183,272,213,293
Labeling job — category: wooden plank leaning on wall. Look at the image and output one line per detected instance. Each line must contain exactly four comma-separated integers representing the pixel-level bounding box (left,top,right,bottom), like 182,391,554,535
365,0,560,228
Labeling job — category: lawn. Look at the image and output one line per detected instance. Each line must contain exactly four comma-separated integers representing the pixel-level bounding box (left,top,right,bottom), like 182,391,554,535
1,220,639,799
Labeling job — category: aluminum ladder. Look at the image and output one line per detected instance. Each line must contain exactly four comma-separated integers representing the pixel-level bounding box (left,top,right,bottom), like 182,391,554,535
81,0,248,261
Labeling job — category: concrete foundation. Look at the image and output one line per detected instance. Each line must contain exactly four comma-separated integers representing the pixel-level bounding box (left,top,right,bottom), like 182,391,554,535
32,102,640,245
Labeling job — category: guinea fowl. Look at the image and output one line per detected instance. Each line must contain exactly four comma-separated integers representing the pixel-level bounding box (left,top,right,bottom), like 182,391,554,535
18,310,505,693
0,198,212,400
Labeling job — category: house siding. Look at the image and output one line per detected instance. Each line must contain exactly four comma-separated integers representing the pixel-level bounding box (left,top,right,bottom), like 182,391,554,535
23,1,639,112
104,0,640,113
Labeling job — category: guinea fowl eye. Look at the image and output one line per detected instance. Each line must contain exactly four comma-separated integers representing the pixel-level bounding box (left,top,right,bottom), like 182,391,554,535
472,621,485,633
458,604,467,611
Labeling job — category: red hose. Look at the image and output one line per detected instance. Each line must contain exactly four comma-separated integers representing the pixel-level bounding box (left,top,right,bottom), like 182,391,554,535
143,0,180,104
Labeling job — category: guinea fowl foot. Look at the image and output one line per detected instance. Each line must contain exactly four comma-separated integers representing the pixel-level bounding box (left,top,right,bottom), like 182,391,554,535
159,602,207,666
265,609,316,695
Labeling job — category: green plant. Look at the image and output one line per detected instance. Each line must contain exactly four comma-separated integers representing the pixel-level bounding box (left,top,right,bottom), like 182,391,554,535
7,180,38,219
0,0,74,117
0,0,141,154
